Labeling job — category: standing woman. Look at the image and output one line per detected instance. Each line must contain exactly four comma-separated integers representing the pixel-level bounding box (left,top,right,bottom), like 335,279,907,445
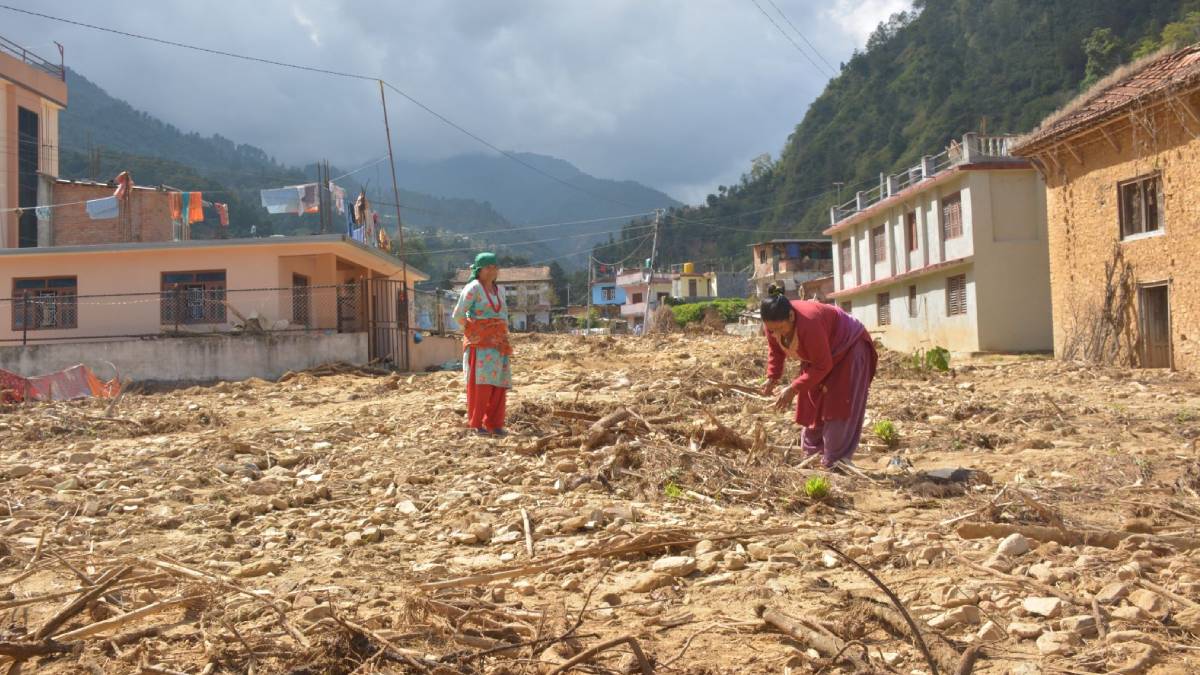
759,285,877,467
452,253,513,436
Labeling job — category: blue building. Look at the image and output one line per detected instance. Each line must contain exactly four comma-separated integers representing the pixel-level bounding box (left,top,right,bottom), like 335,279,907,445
590,276,627,317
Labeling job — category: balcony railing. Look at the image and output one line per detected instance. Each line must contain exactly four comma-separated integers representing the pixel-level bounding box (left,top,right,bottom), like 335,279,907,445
0,36,65,80
830,133,1020,225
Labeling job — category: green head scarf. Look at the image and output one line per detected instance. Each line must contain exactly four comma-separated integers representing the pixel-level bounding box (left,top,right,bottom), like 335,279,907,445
471,252,498,280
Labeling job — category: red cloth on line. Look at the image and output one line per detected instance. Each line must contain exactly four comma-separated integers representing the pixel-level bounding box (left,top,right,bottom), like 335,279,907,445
215,202,229,227
168,192,183,220
0,364,120,403
186,192,205,224
765,300,877,426
466,347,506,431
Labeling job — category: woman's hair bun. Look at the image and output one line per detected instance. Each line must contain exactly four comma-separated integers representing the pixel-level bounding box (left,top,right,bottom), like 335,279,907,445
767,283,785,298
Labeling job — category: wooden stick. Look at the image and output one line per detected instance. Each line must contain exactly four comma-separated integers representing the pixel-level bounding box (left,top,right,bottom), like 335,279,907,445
756,605,845,656
1092,597,1108,641
0,640,70,659
583,409,631,450
54,595,202,641
548,634,652,675
521,508,535,559
1138,578,1200,610
36,565,131,639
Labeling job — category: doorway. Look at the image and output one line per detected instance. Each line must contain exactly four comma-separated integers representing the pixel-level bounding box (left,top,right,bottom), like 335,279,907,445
1138,284,1171,368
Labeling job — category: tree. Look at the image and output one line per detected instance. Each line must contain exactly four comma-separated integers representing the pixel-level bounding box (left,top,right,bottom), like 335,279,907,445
1082,28,1123,91
1161,12,1200,49
749,153,774,182
548,261,568,307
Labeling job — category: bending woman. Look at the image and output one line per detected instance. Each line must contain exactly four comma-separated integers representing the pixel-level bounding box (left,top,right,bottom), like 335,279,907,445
759,285,877,467
452,252,513,436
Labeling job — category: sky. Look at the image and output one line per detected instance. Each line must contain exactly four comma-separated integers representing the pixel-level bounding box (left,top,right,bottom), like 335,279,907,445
3,0,909,204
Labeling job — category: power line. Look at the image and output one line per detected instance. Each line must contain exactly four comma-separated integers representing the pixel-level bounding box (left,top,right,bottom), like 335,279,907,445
1,4,645,212
746,0,834,77
416,222,655,256
764,0,838,74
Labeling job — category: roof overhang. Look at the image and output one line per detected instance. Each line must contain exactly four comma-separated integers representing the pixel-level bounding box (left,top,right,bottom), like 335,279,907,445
829,256,972,299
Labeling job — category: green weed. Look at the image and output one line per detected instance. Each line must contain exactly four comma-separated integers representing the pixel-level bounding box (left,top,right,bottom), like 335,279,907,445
872,420,900,448
804,476,831,501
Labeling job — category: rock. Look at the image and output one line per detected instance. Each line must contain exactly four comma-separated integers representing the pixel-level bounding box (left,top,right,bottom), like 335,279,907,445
343,531,363,547
977,620,1005,641
1027,563,1056,583
302,603,334,622
55,477,80,492
695,539,717,557
1128,589,1166,618
724,552,748,571
1023,596,1063,618
449,531,478,545
69,452,97,464
927,414,950,425
234,560,282,578
1122,518,1156,534
1106,630,1154,646
696,552,722,574
821,551,840,568
928,605,981,629
1061,614,1097,638
1096,581,1130,605
844,545,869,559
1008,622,1044,640
554,460,577,474
312,441,333,451
514,581,536,597
652,556,697,577
931,585,979,609
245,479,282,496
918,545,947,563
983,555,1014,573
1175,607,1200,635
997,533,1030,557
747,542,772,561
396,500,420,515
558,516,588,533
1036,631,1079,656
469,523,493,543
1111,605,1149,621
624,572,672,593
362,527,383,543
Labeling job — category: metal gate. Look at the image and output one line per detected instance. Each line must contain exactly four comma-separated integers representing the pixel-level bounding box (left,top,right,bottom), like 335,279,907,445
364,278,410,370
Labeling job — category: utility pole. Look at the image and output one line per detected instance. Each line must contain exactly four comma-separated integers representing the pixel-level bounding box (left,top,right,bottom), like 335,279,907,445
643,208,662,332
585,256,593,336
379,80,411,372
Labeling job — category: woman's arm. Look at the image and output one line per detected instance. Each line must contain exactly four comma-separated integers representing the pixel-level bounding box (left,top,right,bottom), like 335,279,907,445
452,283,475,328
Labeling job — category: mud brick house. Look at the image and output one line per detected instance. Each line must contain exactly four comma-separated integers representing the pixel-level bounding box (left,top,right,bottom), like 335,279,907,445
452,266,553,331
1012,44,1200,370
825,133,1052,355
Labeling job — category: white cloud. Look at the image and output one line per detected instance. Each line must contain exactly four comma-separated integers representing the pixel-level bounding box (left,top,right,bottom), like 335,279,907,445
291,5,321,47
823,0,911,46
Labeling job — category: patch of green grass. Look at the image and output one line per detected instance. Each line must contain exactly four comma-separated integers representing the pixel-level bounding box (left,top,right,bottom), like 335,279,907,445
804,476,831,501
1175,409,1197,424
872,420,899,448
663,481,684,499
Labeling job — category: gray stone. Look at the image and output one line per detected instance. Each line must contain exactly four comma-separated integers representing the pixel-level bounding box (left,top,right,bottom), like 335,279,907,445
1096,581,1129,605
1008,622,1044,640
1023,596,1064,618
1061,614,1097,638
1036,631,1079,656
928,605,981,629
997,533,1030,557
625,572,673,593
1128,589,1166,618
652,556,697,577
977,620,1006,641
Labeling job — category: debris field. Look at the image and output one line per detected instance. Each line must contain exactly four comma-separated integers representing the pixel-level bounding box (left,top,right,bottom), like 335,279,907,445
2,333,1200,674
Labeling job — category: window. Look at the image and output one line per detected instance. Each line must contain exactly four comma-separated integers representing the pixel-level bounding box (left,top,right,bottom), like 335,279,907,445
872,225,887,263
905,211,918,252
942,192,963,240
758,248,767,264
18,107,38,248
292,274,311,327
688,279,698,297
946,274,967,316
839,301,852,313
161,271,226,325
839,239,853,273
908,285,918,318
877,293,891,326
12,277,77,330
600,287,616,302
632,292,644,304
1119,173,1163,239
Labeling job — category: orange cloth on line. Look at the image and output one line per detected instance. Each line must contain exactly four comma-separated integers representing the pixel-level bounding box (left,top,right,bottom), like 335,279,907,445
187,192,205,224
462,318,513,356
168,192,183,220
113,171,133,199
215,202,229,227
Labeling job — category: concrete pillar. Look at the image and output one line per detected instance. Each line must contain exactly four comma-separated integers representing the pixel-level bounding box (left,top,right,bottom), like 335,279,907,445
921,155,935,179
962,133,978,163
886,175,900,196
855,191,865,211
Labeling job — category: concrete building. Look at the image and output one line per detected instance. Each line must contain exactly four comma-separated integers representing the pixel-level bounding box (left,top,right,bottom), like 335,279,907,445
616,268,672,329
749,239,833,298
1,36,67,249
452,266,553,331
1012,44,1200,370
672,262,718,302
589,274,626,318
825,132,1052,355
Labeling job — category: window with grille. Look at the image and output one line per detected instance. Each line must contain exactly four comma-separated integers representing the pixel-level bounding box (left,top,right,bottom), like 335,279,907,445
632,292,644,304
908,285,918,318
161,271,226,325
877,293,891,326
942,192,963,240
905,211,918,252
601,287,616,302
292,274,311,327
946,274,967,316
1119,173,1163,239
839,239,853,273
12,277,77,330
872,225,887,263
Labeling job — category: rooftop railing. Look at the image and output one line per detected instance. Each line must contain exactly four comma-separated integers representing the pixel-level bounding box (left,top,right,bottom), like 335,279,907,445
0,36,65,80
829,133,1020,226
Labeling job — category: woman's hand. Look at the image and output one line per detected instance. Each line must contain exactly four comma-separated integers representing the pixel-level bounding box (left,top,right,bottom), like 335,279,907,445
773,383,797,411
760,378,779,397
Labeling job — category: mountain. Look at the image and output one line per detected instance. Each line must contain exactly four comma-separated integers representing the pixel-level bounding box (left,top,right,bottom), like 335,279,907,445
58,68,676,270
597,0,1198,269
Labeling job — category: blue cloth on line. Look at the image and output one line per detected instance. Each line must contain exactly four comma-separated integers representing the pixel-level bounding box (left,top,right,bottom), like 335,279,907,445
260,187,302,214
85,196,119,220
35,206,51,220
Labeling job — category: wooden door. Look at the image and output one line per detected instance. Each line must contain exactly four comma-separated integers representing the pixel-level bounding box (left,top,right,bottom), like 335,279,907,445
1139,284,1171,368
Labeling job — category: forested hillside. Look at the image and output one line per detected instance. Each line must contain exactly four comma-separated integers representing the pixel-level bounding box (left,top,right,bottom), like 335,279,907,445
597,0,1200,269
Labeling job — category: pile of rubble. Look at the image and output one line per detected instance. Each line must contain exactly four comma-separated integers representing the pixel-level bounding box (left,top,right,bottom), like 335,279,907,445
2,333,1199,673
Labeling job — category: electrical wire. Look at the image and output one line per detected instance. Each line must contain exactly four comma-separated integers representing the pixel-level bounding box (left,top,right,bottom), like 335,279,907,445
764,0,838,74
746,0,834,77
415,222,655,256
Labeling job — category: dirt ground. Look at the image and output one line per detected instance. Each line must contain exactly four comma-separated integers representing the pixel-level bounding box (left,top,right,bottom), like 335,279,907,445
2,333,1200,674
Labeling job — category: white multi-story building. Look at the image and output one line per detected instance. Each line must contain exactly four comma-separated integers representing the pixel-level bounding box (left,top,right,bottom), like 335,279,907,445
825,133,1052,355
451,266,553,331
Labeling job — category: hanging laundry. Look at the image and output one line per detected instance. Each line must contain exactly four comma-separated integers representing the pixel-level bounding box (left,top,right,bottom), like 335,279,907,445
377,225,391,251
34,206,50,220
353,189,370,225
113,171,134,199
330,183,346,214
260,187,302,214
215,203,229,227
86,196,119,220
300,183,320,214
169,191,183,220
186,191,204,224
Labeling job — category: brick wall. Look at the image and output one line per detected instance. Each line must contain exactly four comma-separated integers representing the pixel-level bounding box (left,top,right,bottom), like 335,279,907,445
1040,97,1200,370
51,182,175,246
